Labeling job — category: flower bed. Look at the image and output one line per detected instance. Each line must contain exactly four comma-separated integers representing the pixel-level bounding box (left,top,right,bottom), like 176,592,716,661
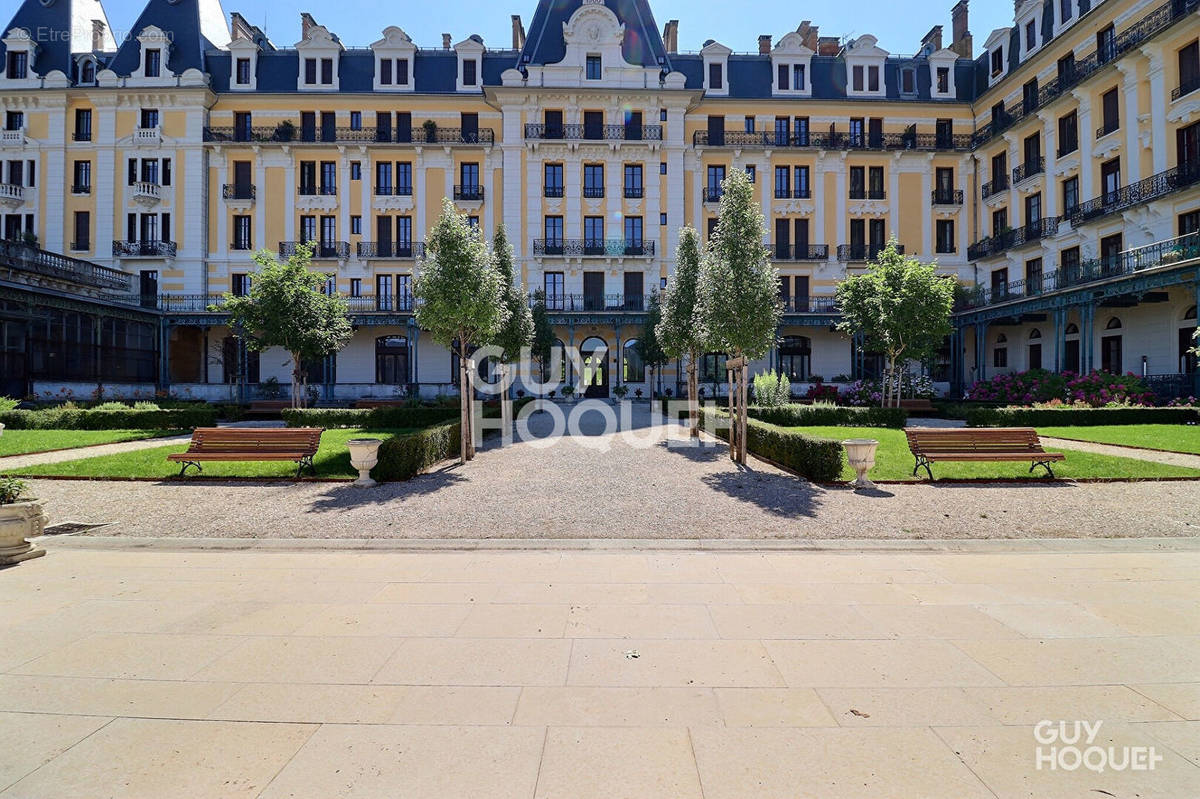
967,370,1157,407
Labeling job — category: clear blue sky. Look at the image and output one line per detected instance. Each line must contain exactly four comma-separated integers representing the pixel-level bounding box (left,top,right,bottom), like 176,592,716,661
98,0,1014,55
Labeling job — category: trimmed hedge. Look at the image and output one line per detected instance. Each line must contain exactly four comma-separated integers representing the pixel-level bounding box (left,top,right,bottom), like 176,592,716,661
374,422,461,481
706,410,844,482
0,407,217,430
282,406,459,429
748,404,908,429
966,406,1200,428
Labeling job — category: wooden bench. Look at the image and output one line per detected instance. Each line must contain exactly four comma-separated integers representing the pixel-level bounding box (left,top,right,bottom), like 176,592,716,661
167,428,324,478
899,398,935,412
904,427,1065,479
246,401,292,417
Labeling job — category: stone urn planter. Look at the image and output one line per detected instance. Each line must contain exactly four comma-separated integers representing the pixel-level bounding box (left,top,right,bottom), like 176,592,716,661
346,438,382,487
843,439,879,490
0,499,47,566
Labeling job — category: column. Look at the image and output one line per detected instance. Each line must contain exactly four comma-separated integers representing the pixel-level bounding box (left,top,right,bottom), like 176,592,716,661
1053,307,1063,372
410,326,420,385
254,158,267,256
44,97,66,253
813,162,827,257
1004,132,1019,225
283,157,296,244
359,151,370,262
1142,44,1168,175
975,322,988,381
565,153,581,241
1118,60,1141,183
889,152,901,242
94,100,117,266
414,156,427,244
920,156,932,258
1072,90,1094,200
758,157,771,246
215,161,228,259
958,156,971,259
338,152,351,249
1040,112,1058,219
835,155,847,250
483,150,496,237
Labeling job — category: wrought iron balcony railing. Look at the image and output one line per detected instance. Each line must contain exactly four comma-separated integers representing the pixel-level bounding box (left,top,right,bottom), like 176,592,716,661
529,292,647,312
1096,120,1121,139
981,175,1010,199
849,189,886,200
544,186,564,198
523,123,663,142
1012,157,1045,184
774,188,812,200
692,129,972,151
374,185,414,196
931,188,964,205
531,239,656,257
356,241,426,259
453,185,485,201
1068,160,1200,228
967,217,1061,260
837,244,904,262
624,187,644,199
1172,74,1200,101
771,244,829,261
112,240,176,258
222,184,256,200
779,296,839,313
203,125,495,146
582,186,605,199
230,239,254,251
0,240,131,291
298,184,336,197
279,241,349,259
702,187,723,203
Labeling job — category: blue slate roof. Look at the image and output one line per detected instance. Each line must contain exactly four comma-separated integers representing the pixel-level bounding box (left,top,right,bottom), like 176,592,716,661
108,0,230,76
520,0,670,70
0,0,114,79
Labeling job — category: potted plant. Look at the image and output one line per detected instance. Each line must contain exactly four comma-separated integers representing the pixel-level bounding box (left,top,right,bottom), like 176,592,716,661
635,388,643,399
613,384,629,400
274,120,296,142
422,119,438,144
0,477,47,566
561,384,576,402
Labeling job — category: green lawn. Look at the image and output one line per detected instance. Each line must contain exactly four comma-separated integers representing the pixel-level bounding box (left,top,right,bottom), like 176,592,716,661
1037,424,1200,455
788,426,1200,481
2,428,413,480
0,429,181,457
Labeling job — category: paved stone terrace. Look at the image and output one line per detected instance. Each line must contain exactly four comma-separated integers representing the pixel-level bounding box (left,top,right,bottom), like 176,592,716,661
0,541,1198,797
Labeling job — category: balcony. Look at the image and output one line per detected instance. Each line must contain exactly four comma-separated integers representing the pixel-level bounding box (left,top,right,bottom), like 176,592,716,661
523,123,663,142
279,241,349,259
222,183,256,201
582,186,605,199
202,125,495,146
780,296,839,313
531,239,655,257
1173,74,1200,101
692,129,972,151
961,231,1200,309
298,185,337,197
357,241,426,259
72,130,92,142
1068,160,1200,227
624,186,644,199
0,240,131,292
531,292,647,312
0,183,24,207
1096,120,1120,140
981,175,1010,199
1012,157,1045,185
967,217,1060,260
362,295,415,313
230,239,254,251
131,181,161,205
837,244,903,262
0,128,25,147
112,240,177,258
702,187,723,203
774,188,812,200
374,185,413,197
71,183,91,195
771,244,829,261
931,189,964,205
453,185,485,202
132,126,161,146
849,189,886,201
544,186,564,198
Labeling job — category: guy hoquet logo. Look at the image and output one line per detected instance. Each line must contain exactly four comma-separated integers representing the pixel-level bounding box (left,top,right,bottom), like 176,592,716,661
1034,721,1163,773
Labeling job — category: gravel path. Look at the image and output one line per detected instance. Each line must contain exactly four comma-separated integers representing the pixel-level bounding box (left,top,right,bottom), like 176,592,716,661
22,402,1200,541
1040,436,1200,469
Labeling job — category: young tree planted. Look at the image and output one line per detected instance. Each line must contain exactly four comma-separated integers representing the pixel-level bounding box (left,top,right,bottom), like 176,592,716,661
637,290,670,399
697,169,780,460
835,240,955,408
490,225,534,427
414,199,508,462
219,243,352,408
657,226,707,437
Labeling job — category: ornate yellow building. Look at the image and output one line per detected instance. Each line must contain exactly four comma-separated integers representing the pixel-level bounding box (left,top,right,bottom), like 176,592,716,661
0,0,1197,400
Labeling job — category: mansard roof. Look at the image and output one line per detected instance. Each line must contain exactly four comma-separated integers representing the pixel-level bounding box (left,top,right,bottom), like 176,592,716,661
0,0,116,78
108,0,230,76
519,0,670,70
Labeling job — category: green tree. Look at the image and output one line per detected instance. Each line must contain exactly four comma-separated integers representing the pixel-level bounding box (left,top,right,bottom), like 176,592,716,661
637,290,670,399
490,225,533,424
697,169,780,458
657,226,707,437
835,240,955,407
219,243,351,408
414,199,508,462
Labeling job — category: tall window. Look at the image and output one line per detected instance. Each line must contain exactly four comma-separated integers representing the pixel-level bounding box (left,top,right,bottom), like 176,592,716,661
936,220,955,254
624,164,643,198
462,59,477,86
1058,111,1078,156
778,336,811,382
1100,88,1119,135
584,216,604,247
236,58,251,85
144,49,160,77
545,163,563,197
544,272,564,309
1179,41,1200,98
586,55,601,80
6,51,28,79
544,216,563,246
72,160,91,193
774,166,790,198
623,339,645,382
232,215,251,250
375,336,410,384
584,164,604,198
1062,176,1079,213
73,109,92,141
624,216,643,247
72,211,89,250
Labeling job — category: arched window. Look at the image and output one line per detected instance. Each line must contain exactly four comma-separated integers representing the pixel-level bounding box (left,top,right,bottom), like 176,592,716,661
1065,323,1079,335
778,336,811,381
1029,329,1041,340
1102,317,1123,373
1106,317,1123,330
623,339,645,382
1185,306,1197,321
375,335,410,384
580,336,608,392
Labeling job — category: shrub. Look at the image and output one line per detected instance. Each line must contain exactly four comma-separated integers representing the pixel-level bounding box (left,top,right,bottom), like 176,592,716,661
966,406,1200,427
0,397,17,412
705,410,844,482
93,401,131,411
967,369,1156,407
0,407,217,430
0,477,29,505
843,372,936,407
373,422,460,481
752,370,791,408
748,403,908,429
282,406,458,429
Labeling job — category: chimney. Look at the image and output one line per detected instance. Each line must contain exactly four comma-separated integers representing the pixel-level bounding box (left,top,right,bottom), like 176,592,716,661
511,15,525,50
817,36,840,56
950,0,972,57
300,12,319,39
91,19,106,51
662,20,678,54
758,35,772,55
442,33,452,50
230,12,253,42
797,21,819,51
921,25,943,53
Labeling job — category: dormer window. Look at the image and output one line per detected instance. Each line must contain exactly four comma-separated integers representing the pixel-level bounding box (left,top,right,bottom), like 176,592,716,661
1025,21,1037,53
900,67,916,95
462,59,477,86
370,28,417,92
133,26,172,83
708,63,723,89
852,65,880,92
320,58,333,83
586,55,601,80
6,51,27,79
701,41,731,96
844,35,887,97
991,48,1004,77
235,58,250,84
453,36,486,92
304,58,316,84
937,67,949,93
295,21,343,91
145,49,160,77
80,59,96,84
771,33,813,97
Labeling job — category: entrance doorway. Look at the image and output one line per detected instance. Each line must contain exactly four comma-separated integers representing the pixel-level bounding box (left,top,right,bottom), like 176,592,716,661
580,336,609,398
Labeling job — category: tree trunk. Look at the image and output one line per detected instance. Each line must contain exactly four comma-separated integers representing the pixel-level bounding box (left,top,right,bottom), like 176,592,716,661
290,353,303,409
727,360,737,462
686,357,700,438
738,361,748,465
458,346,468,465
